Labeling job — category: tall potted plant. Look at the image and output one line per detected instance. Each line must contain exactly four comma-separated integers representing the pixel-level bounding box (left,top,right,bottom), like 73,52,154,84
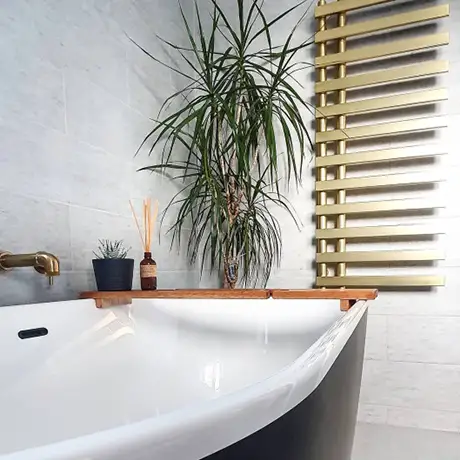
136,0,313,288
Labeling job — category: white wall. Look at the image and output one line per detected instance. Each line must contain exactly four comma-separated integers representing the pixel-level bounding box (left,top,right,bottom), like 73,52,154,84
0,0,198,306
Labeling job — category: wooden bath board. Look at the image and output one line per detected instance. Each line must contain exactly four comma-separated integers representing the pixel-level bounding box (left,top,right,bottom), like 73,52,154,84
80,289,378,311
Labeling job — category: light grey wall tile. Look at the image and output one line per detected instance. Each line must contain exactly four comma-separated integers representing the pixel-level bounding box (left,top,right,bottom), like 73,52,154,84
29,1,129,101
0,192,71,270
361,360,460,413
365,315,387,361
64,69,154,160
387,407,460,434
0,44,65,132
266,269,316,289
158,270,200,289
369,286,460,317
152,229,191,272
68,270,97,295
0,117,71,203
0,271,78,307
199,270,222,289
126,43,172,119
277,225,316,271
388,316,460,365
353,423,460,460
67,143,132,215
0,1,34,46
64,71,132,156
357,404,388,425
0,0,194,306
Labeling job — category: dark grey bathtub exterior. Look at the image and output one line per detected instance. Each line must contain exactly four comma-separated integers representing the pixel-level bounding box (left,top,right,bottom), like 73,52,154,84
204,311,368,460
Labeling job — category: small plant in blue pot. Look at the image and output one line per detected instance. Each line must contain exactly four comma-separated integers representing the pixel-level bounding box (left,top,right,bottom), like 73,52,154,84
92,240,134,291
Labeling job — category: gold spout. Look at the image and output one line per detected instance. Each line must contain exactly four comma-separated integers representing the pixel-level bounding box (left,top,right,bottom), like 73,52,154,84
0,252,60,277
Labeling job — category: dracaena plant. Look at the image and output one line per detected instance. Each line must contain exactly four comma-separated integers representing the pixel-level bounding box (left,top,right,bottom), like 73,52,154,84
135,0,314,288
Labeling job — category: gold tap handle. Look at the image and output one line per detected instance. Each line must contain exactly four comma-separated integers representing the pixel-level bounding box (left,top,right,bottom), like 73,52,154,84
0,252,12,271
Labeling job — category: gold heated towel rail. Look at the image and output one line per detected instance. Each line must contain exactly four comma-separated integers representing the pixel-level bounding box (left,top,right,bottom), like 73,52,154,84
314,0,449,288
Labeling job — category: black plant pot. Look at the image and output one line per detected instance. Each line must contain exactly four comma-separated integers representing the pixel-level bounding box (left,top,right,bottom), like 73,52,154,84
92,259,134,291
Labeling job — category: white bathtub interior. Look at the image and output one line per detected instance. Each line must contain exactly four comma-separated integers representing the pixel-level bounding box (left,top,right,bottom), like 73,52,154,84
0,297,346,456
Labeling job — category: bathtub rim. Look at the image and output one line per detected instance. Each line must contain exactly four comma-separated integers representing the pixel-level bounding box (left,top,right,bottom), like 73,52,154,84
1,299,369,460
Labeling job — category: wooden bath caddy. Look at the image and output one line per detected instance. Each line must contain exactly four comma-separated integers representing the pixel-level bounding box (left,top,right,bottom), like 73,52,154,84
80,289,377,311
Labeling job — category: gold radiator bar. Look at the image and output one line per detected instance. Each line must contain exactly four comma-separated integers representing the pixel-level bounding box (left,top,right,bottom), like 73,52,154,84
316,117,446,143
316,145,446,167
313,0,448,289
316,224,444,239
316,198,443,216
317,276,445,287
316,33,449,67
315,0,393,17
317,250,443,263
316,171,443,191
315,61,449,93
316,6,449,42
335,6,348,279
316,89,447,118
315,0,328,278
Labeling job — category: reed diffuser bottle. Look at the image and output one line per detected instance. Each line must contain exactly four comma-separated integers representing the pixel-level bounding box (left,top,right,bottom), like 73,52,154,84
140,252,157,290
130,198,158,290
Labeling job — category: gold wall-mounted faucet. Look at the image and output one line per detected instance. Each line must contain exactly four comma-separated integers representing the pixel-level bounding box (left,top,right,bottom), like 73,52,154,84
0,251,60,285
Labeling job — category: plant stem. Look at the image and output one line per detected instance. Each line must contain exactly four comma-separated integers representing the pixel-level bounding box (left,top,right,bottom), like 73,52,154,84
223,257,238,289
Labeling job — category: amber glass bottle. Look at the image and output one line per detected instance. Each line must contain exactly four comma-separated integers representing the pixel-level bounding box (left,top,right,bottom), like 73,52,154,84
140,252,157,290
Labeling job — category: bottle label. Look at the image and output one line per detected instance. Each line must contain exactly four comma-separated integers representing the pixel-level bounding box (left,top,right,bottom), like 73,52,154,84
140,265,157,278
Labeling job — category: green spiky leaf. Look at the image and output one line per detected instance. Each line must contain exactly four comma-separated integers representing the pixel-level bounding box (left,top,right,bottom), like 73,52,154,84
134,0,314,287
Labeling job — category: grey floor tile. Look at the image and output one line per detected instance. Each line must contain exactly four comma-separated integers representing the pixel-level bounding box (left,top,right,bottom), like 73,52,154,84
353,423,460,460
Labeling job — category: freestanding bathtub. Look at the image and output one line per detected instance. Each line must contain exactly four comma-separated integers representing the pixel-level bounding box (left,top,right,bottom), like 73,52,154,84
0,290,375,460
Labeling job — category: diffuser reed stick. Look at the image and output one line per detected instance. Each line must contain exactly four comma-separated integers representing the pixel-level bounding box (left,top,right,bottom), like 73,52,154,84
129,198,159,290
129,198,158,252
129,200,144,248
